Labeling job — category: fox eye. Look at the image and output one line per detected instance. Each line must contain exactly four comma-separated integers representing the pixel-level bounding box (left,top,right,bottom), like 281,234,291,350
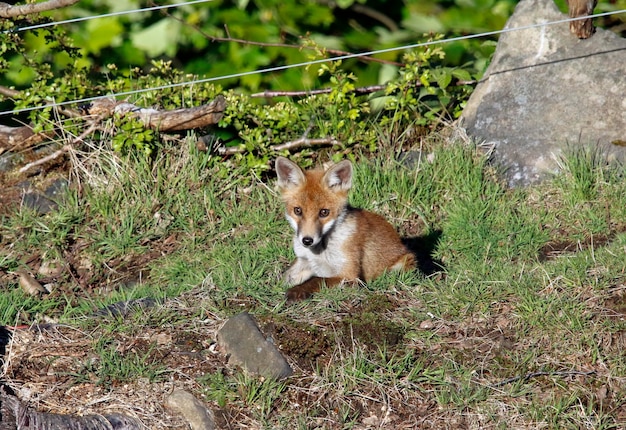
319,209,330,217
294,207,302,216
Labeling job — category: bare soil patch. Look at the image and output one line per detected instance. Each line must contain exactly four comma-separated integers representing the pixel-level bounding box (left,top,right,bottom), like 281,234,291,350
2,291,225,429
538,224,626,261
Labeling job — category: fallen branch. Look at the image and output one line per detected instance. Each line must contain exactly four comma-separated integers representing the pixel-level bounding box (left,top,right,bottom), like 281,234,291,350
1,95,226,169
0,0,80,18
85,95,226,131
491,370,595,388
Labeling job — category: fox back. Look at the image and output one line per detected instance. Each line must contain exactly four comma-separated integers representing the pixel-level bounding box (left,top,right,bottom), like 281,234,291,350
275,157,415,300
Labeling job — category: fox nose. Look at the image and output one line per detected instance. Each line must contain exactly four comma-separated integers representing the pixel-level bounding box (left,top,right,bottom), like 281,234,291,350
302,236,314,247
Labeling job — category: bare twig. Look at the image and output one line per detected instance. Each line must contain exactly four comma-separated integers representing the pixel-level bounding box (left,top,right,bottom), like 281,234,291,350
216,112,338,156
18,144,72,173
0,0,80,18
217,34,404,67
273,137,341,151
215,145,244,156
0,85,20,98
251,85,387,98
153,3,404,68
316,0,399,32
351,4,399,32
0,83,87,153
251,80,476,99
491,370,596,388
216,137,340,156
17,96,225,170
301,121,314,139
18,120,101,174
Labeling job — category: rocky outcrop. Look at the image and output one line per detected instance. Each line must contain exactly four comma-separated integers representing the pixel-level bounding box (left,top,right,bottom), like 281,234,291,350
461,0,626,186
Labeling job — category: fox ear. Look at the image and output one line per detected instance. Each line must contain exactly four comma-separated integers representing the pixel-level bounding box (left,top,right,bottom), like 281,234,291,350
324,160,352,191
276,157,305,189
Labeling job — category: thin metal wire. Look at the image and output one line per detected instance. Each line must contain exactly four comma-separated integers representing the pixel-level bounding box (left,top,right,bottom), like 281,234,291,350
1,9,624,118
3,0,216,33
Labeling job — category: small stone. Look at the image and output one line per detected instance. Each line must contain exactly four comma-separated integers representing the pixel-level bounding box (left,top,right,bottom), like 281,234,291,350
419,319,435,330
43,178,68,200
166,390,215,430
22,193,57,215
218,312,293,379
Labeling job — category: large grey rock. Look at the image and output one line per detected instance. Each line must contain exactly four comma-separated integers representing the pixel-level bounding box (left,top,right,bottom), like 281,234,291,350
461,0,626,186
218,312,293,379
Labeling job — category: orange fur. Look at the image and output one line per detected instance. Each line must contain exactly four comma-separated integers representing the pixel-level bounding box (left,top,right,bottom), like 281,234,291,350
275,157,415,301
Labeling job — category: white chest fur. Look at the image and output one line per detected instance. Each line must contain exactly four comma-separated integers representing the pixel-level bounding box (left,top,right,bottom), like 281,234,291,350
292,215,356,278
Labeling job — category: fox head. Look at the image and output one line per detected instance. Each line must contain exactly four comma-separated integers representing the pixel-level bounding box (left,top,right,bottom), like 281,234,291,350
275,157,352,248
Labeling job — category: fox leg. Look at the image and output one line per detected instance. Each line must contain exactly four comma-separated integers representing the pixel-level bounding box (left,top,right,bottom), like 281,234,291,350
283,258,314,286
286,277,344,302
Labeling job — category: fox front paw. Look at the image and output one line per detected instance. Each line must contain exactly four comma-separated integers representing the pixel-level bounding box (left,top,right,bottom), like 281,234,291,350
285,278,322,302
286,285,315,302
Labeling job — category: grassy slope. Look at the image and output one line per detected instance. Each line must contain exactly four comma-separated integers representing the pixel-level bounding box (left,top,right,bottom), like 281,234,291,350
1,137,625,429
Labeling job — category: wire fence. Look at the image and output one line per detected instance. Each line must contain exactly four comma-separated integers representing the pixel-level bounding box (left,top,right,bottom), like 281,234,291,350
1,4,624,118
3,0,217,33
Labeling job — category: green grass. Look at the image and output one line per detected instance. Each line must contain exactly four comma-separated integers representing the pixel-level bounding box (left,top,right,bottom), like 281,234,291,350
1,137,626,428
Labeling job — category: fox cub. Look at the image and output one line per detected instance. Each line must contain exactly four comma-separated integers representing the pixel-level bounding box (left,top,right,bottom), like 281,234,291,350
275,157,415,301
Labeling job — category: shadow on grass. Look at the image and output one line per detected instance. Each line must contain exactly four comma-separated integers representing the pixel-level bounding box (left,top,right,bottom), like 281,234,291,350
403,229,444,276
0,325,10,357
